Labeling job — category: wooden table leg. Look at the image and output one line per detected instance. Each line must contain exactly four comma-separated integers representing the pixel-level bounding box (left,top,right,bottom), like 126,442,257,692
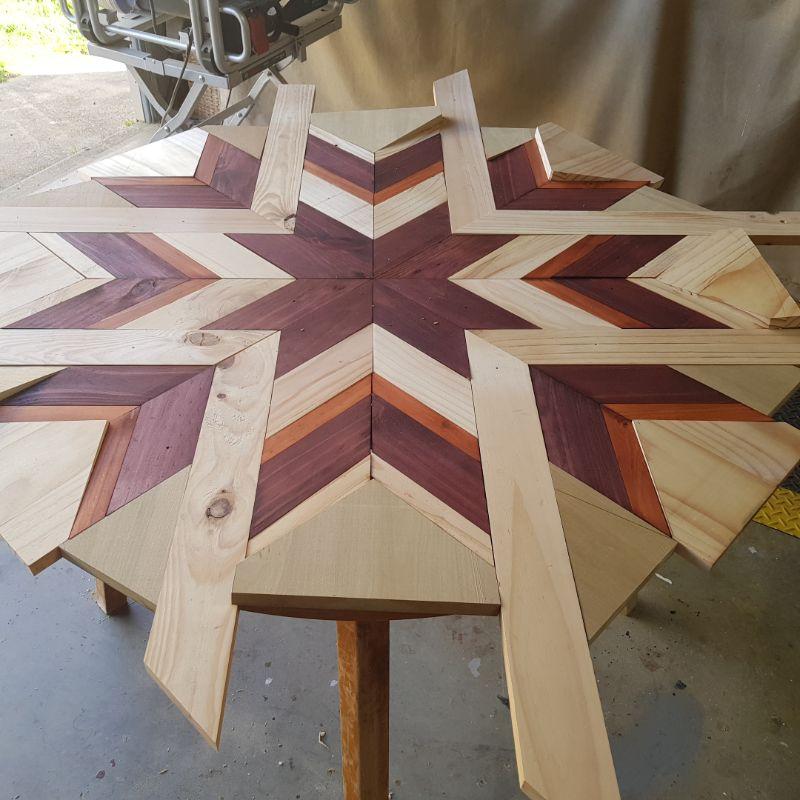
94,578,128,615
336,620,389,800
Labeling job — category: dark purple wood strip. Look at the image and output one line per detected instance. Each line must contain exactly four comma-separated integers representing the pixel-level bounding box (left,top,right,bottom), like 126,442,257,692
488,144,537,207
373,134,443,193
304,134,374,193
557,278,728,328
378,279,536,331
250,396,371,535
373,203,512,279
209,141,260,207
532,365,737,405
373,283,472,376
504,187,635,210
231,202,372,279
95,180,242,208
107,367,215,513
555,235,682,278
1,365,208,406
372,395,491,533
58,234,186,279
529,367,630,509
6,279,187,329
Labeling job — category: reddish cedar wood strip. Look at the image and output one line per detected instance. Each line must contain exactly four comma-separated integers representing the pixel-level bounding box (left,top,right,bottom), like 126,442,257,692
58,233,186,279
527,278,649,328
373,203,512,278
107,367,215,513
126,234,218,279
552,235,683,278
557,278,728,329
250,396,371,535
373,160,444,204
90,280,213,329
261,375,372,461
373,282,474,376
605,402,771,421
0,405,135,421
231,203,372,279
211,279,372,378
372,373,480,460
95,178,243,208
371,395,491,533
209,141,261,207
525,137,550,185
194,134,225,183
6,279,188,329
378,278,536,331
70,407,139,536
525,235,613,278
488,144,537,207
373,134,443,193
1,365,207,406
529,366,630,509
303,160,374,203
601,408,671,534
531,364,737,404
304,135,374,192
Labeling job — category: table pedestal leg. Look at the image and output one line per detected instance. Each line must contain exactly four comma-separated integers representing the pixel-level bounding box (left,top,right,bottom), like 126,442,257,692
94,578,128,615
336,620,389,800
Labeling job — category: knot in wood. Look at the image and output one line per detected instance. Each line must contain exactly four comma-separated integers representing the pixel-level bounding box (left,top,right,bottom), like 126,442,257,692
186,331,220,346
206,497,232,519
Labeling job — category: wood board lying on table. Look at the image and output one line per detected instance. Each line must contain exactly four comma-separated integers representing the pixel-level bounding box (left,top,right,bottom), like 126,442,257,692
3,70,800,800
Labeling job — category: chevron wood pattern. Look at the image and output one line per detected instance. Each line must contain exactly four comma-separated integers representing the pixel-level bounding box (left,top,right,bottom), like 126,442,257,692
3,71,800,800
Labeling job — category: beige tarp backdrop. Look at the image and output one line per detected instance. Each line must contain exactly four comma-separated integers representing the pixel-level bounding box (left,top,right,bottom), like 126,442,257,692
279,0,800,215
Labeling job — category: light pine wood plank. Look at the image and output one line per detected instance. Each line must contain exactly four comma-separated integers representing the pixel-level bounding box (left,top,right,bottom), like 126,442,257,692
267,326,373,436
669,364,800,415
154,233,292,279
123,279,292,329
373,325,476,436
635,419,800,567
0,419,107,574
373,173,447,238
475,329,800,364
481,126,533,160
466,332,620,800
21,179,134,208
371,454,494,565
0,366,63,401
0,278,112,327
299,171,373,237
453,279,614,328
144,333,280,748
62,467,190,611
247,456,370,556
535,122,663,185
251,84,315,228
30,232,114,278
0,329,271,366
0,208,288,233
609,185,706,213
200,125,268,159
233,481,500,616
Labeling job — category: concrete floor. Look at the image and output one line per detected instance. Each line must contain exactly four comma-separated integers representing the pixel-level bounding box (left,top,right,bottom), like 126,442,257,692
1,61,799,800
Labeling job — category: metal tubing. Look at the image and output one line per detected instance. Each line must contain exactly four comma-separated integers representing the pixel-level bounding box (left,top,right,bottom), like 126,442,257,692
106,24,190,51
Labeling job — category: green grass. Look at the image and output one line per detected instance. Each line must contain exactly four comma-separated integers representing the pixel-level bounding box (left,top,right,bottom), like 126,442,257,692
0,0,87,70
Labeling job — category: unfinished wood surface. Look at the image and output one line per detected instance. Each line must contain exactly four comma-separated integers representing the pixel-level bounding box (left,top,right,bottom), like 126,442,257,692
336,620,390,800
233,480,499,616
0,329,270,366
29,232,114,278
144,334,279,748
481,126,533,160
251,84,315,227
200,125,268,159
635,419,800,567
94,579,128,615
467,332,620,800
0,366,63,401
0,419,106,574
476,329,800,364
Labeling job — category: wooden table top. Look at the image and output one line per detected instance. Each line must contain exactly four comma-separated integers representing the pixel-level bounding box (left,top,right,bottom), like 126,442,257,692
2,72,799,800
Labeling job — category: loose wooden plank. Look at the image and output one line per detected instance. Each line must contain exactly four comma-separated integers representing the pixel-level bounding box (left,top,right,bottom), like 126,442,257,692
0,329,271,366
635,419,800,567
0,419,107,573
0,208,289,234
144,333,280,748
482,127,533,160
251,84,315,228
232,481,500,616
200,125,268,160
466,332,620,800
94,579,128,615
0,366,63,401
475,329,800,364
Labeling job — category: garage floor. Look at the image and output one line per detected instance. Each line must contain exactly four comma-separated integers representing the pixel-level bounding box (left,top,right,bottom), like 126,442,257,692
0,62,799,800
